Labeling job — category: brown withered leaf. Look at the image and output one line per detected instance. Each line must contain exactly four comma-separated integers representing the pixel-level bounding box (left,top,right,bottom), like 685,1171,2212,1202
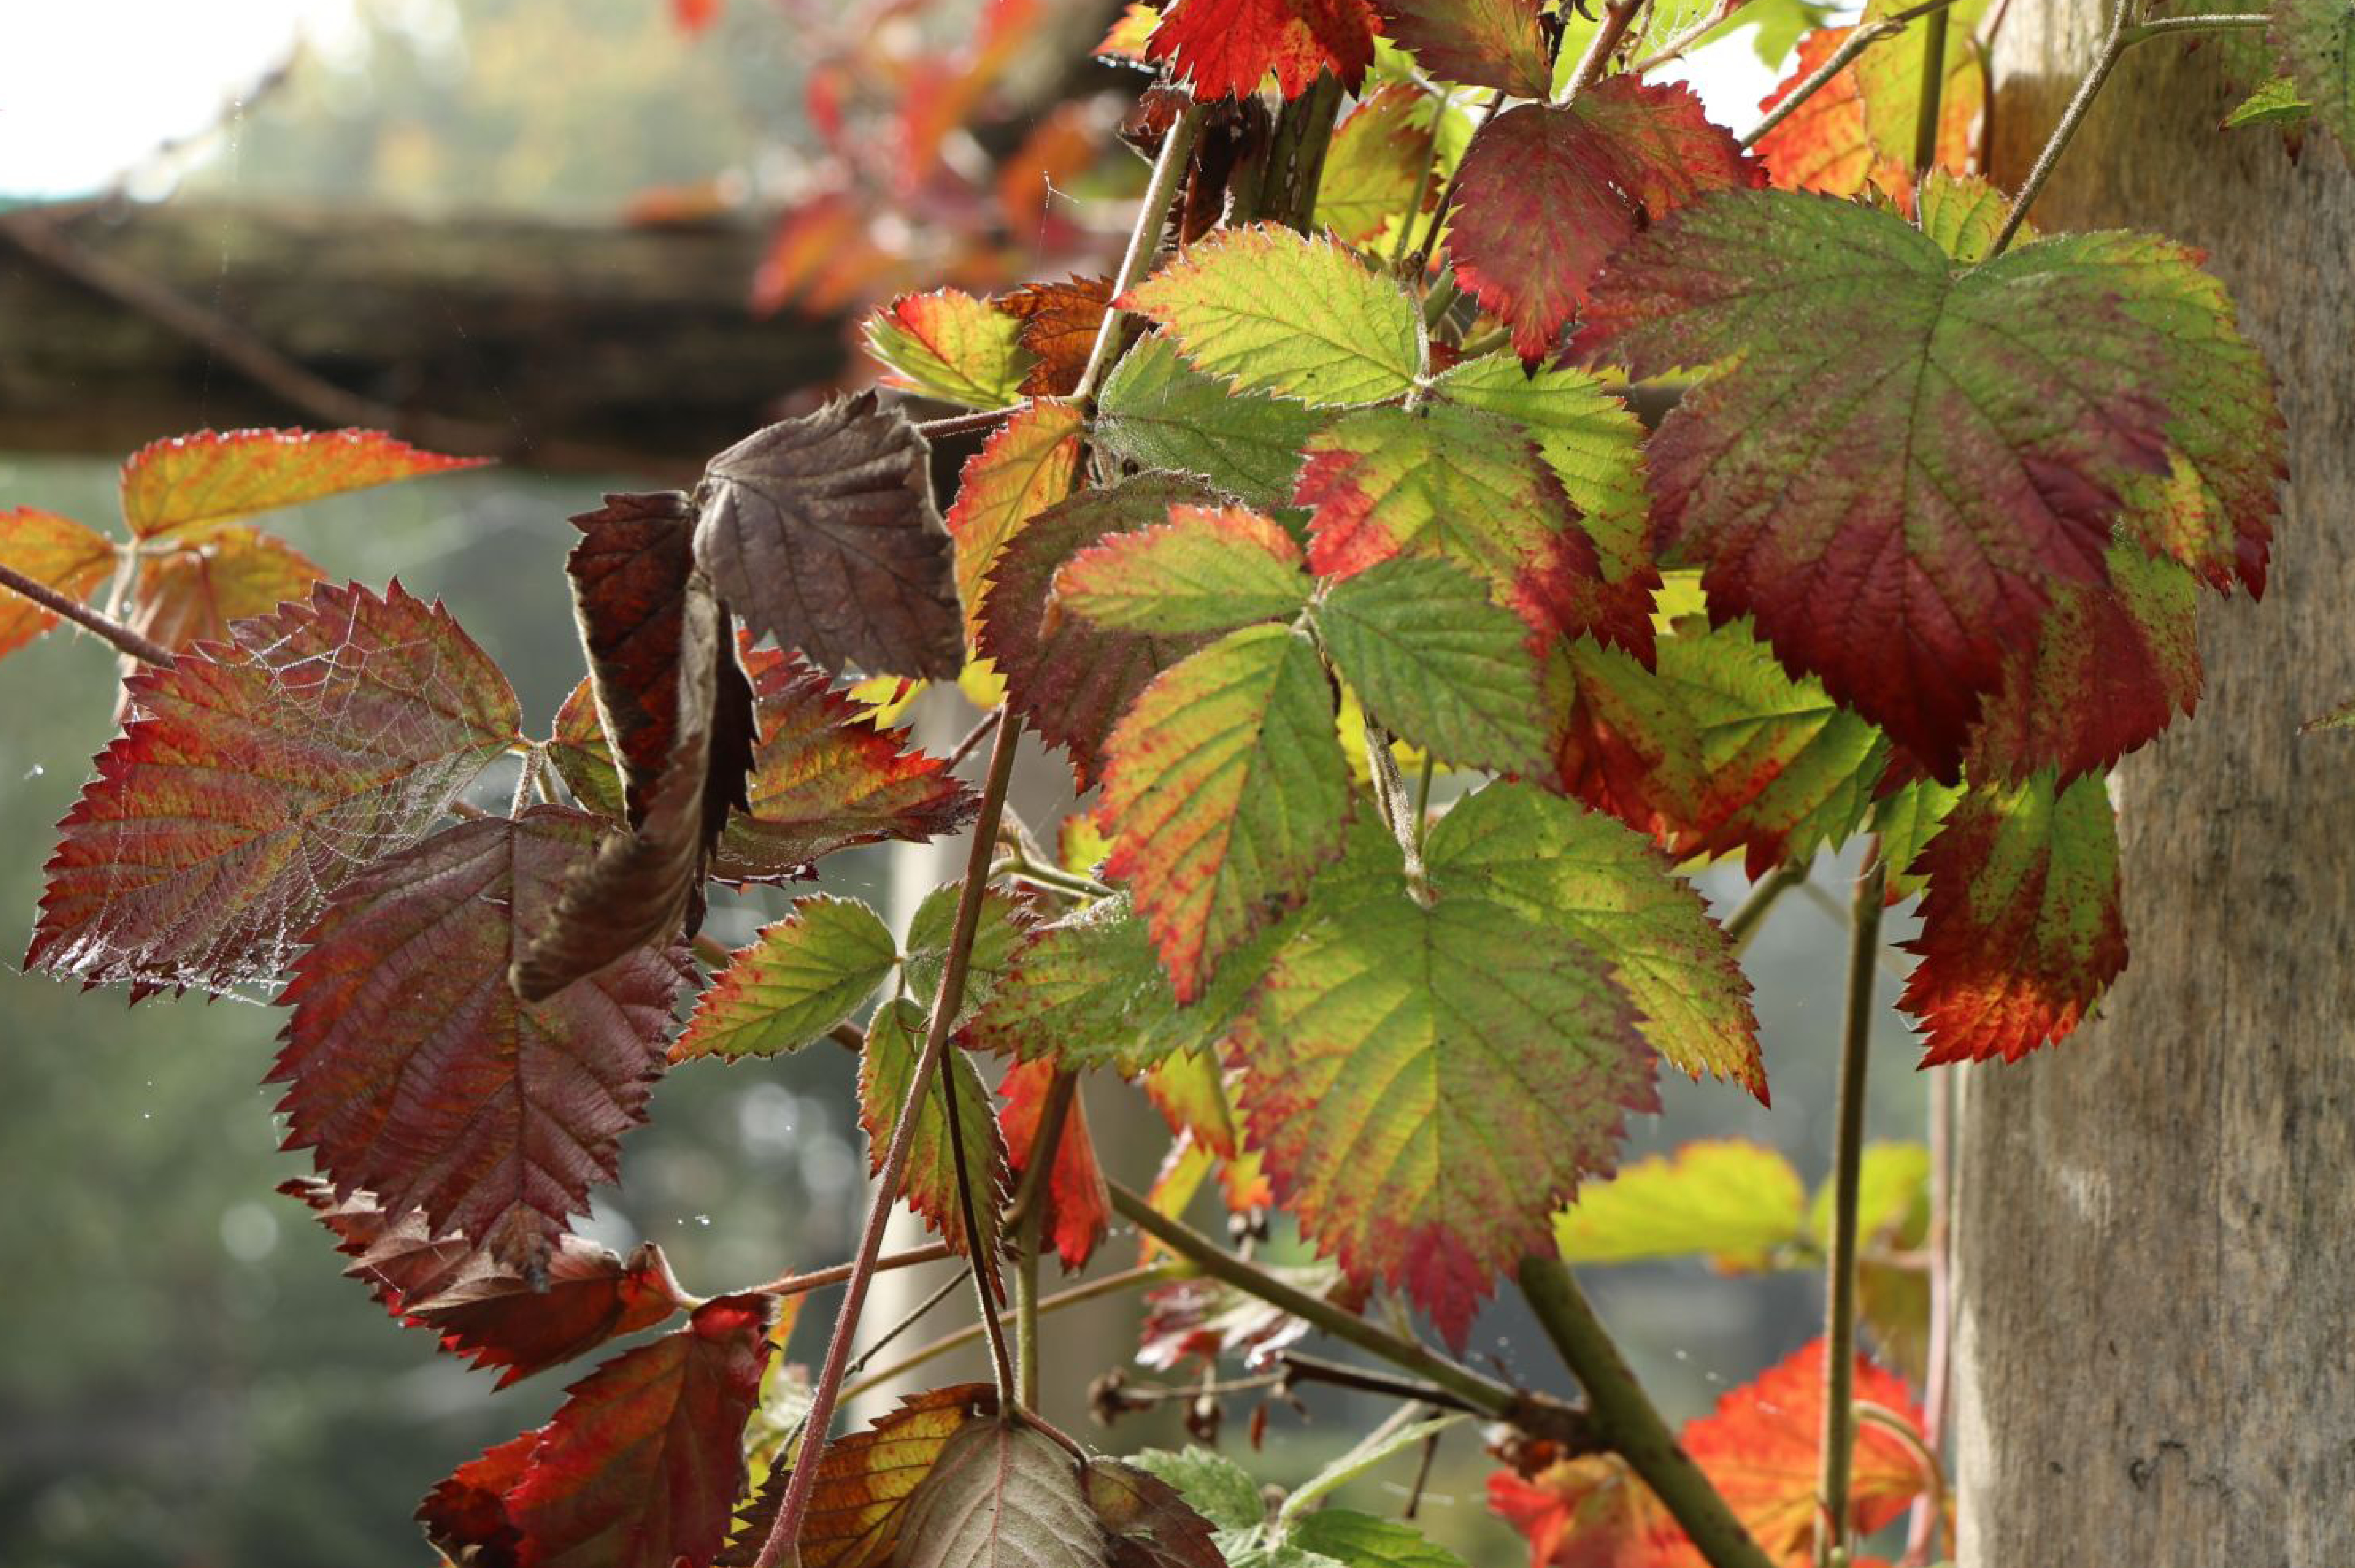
997,277,1115,398
512,564,727,1002
562,490,756,856
894,1417,1104,1568
695,396,962,680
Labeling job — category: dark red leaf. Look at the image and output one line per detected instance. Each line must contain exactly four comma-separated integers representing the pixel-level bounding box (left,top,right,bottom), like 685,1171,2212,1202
272,808,690,1275
695,395,962,680
419,1294,777,1568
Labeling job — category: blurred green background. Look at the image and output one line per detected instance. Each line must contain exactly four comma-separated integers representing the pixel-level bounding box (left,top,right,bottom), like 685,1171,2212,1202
0,3,1919,1565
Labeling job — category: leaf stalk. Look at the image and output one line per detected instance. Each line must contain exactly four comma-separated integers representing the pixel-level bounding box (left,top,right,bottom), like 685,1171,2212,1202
0,559,175,667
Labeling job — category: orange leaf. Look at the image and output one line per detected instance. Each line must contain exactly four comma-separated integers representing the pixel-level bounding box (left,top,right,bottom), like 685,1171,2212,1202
0,508,117,660
118,427,486,543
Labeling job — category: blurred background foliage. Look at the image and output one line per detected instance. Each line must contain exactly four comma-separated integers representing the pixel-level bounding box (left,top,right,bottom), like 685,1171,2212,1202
0,3,1916,1565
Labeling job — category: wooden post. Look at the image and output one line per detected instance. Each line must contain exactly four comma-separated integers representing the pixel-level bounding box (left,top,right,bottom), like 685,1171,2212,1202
1953,13,2355,1566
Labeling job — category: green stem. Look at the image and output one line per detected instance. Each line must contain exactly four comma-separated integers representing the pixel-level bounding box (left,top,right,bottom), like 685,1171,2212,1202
1988,0,2135,257
1910,1,1951,173
1722,862,1806,955
2123,11,2271,42
1816,857,1888,1567
1411,753,1437,850
1519,1259,1779,1568
1072,101,1206,411
1252,73,1345,232
1404,93,1503,277
1108,1181,1522,1421
1389,87,1453,274
749,716,1026,1568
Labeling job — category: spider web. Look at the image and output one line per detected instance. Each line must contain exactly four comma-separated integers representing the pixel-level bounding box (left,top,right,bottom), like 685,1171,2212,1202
26,578,521,999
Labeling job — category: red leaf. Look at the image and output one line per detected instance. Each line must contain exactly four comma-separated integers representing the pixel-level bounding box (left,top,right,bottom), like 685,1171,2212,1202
674,0,722,32
1677,1339,1928,1560
0,508,117,661
1137,1261,1365,1372
1900,771,2126,1065
997,277,1116,398
117,427,486,544
27,580,520,997
127,525,322,656
271,808,690,1274
975,473,1218,788
1488,1455,1692,1568
282,1178,692,1386
998,1059,1112,1271
1145,0,1380,100
712,645,978,881
1446,81,1762,362
1374,0,1552,97
420,1293,777,1568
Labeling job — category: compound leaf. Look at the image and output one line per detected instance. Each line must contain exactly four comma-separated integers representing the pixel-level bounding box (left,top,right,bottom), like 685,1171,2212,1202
1314,81,1441,246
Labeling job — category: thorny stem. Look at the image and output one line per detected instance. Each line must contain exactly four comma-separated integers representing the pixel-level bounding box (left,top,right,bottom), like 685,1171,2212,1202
1519,1259,1779,1568
1072,101,1206,412
1722,862,1807,955
1008,1070,1080,1407
1988,0,2136,257
743,1242,956,1300
839,1264,1169,1406
751,715,1025,1568
1562,0,1648,102
1108,1182,1531,1423
0,560,175,667
1816,857,1888,1568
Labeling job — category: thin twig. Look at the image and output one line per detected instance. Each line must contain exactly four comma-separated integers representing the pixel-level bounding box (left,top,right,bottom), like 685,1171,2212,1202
915,405,1024,441
1816,856,1888,1568
1722,862,1806,955
1277,1350,1494,1416
1519,1259,1779,1568
2124,10,2271,42
946,708,1001,769
1742,22,1904,147
1902,1068,1954,1565
1403,92,1504,277
1107,1182,1535,1422
843,1269,968,1382
1072,102,1207,411
751,716,1026,1568
1389,86,1453,274
743,1241,956,1299
839,1264,1169,1405
1988,0,2135,257
0,560,173,667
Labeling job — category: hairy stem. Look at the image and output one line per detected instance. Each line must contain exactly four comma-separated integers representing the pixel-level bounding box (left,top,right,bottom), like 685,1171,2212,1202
1562,0,1648,102
1631,0,1743,72
0,559,174,667
744,1242,954,1299
1108,1181,1526,1421
915,405,1022,441
1816,857,1888,1567
1738,0,1972,151
751,716,1025,1568
2124,11,2271,41
840,1264,1169,1405
1989,0,2135,256
1519,1258,1779,1568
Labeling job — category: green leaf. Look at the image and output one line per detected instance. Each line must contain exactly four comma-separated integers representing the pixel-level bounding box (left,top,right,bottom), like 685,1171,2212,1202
1098,623,1352,1002
1297,403,1640,655
860,999,1008,1268
1915,170,2018,265
1426,780,1765,1100
1093,334,1329,511
1313,81,1439,247
1551,1139,1807,1269
1871,775,1962,903
1232,830,1654,1347
1313,557,1552,777
1900,769,2126,1065
905,882,1035,1018
865,290,1032,409
2272,0,2352,154
2222,73,2314,133
1125,1447,1266,1535
1577,191,2283,777
1121,225,1425,406
674,895,898,1060
1288,1511,1467,1568
1054,505,1310,635
1278,1415,1461,1524
1430,352,1652,592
